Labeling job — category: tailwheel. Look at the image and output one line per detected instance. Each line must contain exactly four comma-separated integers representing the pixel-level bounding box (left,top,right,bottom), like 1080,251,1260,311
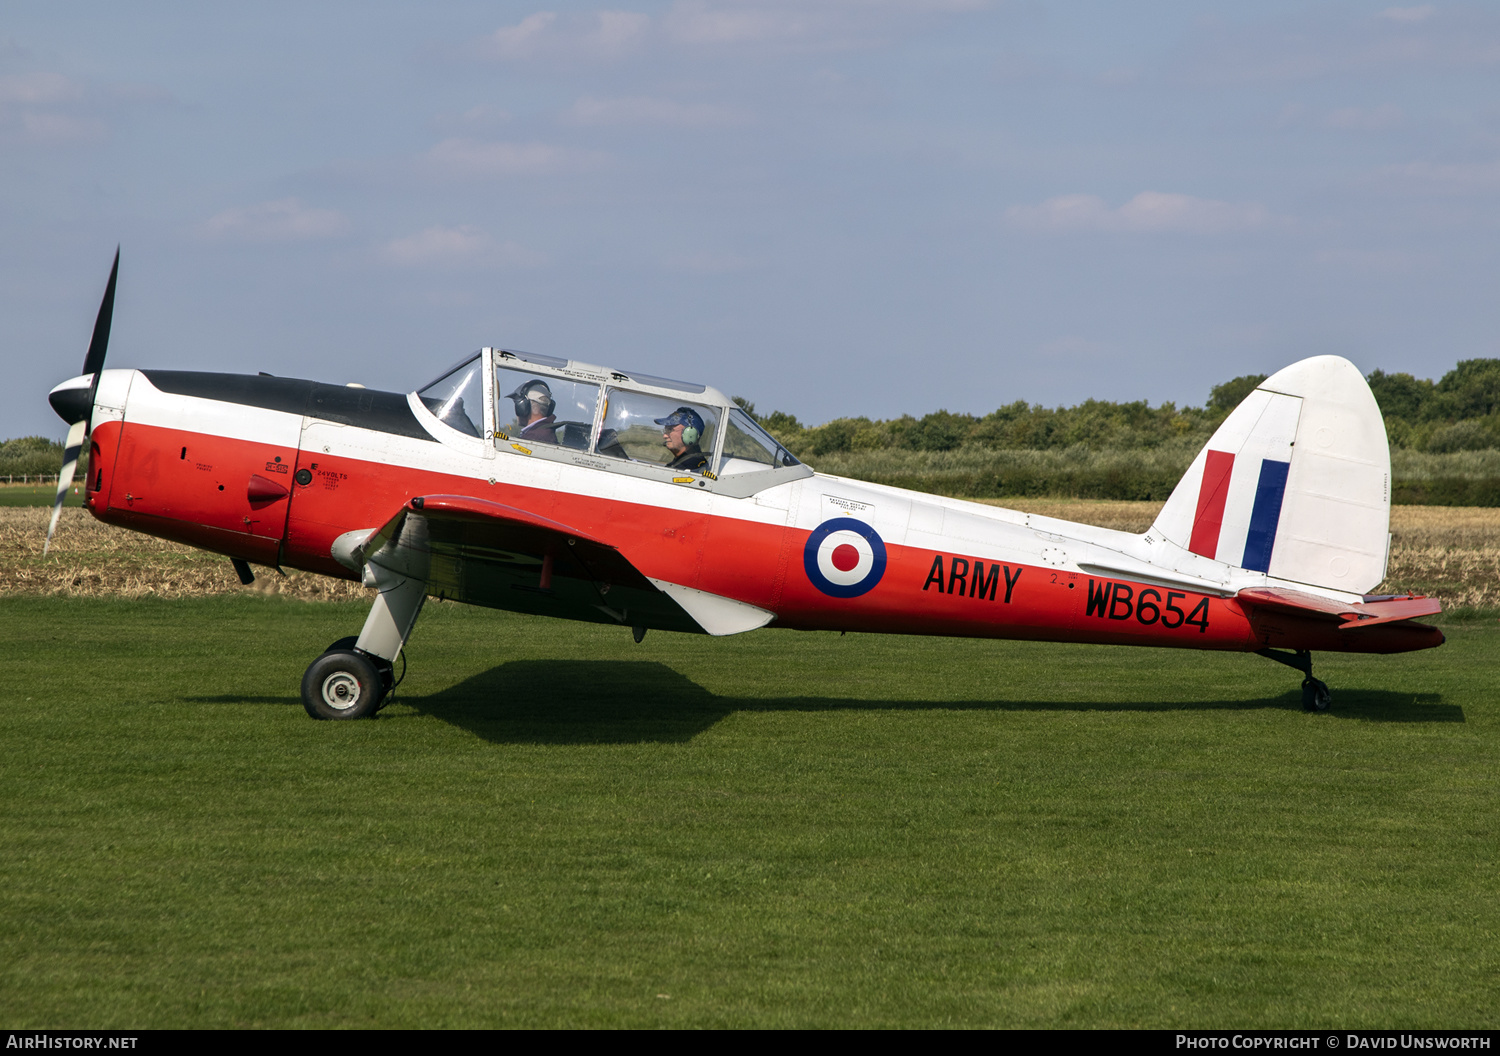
1302,676,1332,713
301,649,385,720
1257,648,1333,713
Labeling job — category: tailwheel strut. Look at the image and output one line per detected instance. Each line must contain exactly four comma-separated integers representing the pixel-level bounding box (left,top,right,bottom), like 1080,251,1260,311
1256,648,1331,712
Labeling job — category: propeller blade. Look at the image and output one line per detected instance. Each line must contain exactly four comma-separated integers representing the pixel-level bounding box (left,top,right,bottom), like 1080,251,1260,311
45,249,119,556
43,418,87,556
80,247,119,436
83,248,119,379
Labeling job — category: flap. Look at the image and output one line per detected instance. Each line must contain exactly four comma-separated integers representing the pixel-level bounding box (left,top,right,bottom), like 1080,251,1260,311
647,578,775,636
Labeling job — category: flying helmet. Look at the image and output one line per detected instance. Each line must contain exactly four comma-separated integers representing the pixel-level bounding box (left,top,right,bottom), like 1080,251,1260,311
507,379,555,420
655,407,705,446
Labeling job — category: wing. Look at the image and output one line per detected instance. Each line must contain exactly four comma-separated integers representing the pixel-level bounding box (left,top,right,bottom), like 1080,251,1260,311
1235,586,1442,630
348,494,774,636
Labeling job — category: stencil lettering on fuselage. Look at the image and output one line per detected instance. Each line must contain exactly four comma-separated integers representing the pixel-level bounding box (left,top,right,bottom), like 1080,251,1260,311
821,494,874,520
921,554,1022,603
1083,579,1210,632
803,518,888,598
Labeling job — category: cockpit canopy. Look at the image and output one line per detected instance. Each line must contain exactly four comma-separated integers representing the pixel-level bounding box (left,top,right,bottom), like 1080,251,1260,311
415,348,804,495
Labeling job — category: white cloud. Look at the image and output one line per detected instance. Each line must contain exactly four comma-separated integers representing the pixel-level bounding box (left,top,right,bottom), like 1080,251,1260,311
663,2,811,45
593,10,652,51
475,1,987,60
661,0,987,47
380,226,489,265
567,95,740,126
0,70,170,146
1378,5,1435,23
379,226,545,268
0,72,83,104
422,137,607,178
487,11,557,57
482,10,649,60
15,111,105,143
198,198,351,242
434,104,512,131
1006,192,1273,234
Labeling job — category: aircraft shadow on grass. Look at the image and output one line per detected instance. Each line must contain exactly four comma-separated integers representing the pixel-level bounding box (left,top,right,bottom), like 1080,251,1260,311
384,660,1463,745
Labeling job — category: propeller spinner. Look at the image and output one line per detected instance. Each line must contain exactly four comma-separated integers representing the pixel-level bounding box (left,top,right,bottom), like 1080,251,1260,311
44,248,119,555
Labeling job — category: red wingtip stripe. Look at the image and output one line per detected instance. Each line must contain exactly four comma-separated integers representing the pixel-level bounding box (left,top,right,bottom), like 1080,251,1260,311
1188,450,1235,558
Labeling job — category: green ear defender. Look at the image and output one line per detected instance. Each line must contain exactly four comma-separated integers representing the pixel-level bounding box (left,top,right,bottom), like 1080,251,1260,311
655,407,706,446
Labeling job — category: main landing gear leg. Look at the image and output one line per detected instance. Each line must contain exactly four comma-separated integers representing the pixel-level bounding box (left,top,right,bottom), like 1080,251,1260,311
1256,648,1332,712
300,564,427,721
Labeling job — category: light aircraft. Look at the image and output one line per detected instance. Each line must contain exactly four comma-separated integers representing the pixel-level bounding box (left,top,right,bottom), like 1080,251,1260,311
46,254,1443,719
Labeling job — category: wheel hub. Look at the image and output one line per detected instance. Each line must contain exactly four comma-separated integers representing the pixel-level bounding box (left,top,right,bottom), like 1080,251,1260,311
320,671,362,710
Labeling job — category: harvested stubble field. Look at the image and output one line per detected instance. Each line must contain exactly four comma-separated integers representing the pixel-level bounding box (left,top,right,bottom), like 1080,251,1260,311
6,500,1498,612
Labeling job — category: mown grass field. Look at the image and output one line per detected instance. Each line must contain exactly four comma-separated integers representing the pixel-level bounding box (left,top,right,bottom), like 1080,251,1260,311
0,483,84,507
3,501,1496,1028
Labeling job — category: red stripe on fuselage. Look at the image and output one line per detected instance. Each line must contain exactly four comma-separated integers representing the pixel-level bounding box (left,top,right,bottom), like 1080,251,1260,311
89,421,1438,654
1188,450,1235,559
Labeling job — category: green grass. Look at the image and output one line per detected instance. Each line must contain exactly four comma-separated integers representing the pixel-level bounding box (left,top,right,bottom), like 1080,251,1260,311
0,484,84,507
2,595,1496,1028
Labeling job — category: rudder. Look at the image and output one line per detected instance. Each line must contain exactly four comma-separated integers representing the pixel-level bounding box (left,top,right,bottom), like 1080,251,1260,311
1152,356,1390,593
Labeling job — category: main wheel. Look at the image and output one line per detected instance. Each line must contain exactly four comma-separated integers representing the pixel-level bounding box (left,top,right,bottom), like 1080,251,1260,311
321,637,394,693
1302,676,1332,713
301,649,385,720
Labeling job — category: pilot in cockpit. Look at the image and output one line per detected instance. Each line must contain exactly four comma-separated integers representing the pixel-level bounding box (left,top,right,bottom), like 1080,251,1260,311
657,407,710,473
507,379,559,444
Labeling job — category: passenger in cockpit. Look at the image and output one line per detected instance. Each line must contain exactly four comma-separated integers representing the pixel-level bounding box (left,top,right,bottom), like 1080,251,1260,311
507,379,559,444
657,407,709,473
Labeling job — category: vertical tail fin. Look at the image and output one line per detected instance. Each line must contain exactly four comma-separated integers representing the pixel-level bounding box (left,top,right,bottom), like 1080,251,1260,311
1152,356,1390,593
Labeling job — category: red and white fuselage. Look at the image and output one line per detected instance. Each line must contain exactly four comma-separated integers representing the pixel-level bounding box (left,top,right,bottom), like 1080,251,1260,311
68,352,1442,658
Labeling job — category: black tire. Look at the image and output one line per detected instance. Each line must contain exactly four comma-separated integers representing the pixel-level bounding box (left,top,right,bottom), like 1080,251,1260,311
301,649,385,720
324,636,360,654
1302,677,1332,713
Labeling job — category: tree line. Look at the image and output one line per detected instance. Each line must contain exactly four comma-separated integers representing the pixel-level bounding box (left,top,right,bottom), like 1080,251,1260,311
741,359,1500,460
0,435,83,479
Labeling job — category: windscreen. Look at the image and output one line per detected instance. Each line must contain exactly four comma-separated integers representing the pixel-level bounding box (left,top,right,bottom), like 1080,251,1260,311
416,355,484,437
722,408,800,470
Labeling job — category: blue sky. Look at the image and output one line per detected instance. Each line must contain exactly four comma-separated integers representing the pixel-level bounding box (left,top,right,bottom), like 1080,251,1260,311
4,2,1499,440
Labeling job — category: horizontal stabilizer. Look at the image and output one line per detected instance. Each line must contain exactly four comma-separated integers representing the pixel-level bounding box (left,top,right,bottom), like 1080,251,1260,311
1236,587,1441,630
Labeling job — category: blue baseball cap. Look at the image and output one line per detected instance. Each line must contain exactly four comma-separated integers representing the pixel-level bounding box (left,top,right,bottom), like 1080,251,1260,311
654,407,705,434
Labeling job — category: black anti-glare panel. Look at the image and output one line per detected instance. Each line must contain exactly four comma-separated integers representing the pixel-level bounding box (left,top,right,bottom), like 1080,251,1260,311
141,371,437,442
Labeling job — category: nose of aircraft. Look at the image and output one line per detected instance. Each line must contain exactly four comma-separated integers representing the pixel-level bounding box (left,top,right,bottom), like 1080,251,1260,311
49,374,95,425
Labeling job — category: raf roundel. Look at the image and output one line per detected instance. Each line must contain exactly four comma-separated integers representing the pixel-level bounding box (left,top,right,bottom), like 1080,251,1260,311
803,517,888,598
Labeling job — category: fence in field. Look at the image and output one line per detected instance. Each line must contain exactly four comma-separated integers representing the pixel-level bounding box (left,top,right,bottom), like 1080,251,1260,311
2,475,60,485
